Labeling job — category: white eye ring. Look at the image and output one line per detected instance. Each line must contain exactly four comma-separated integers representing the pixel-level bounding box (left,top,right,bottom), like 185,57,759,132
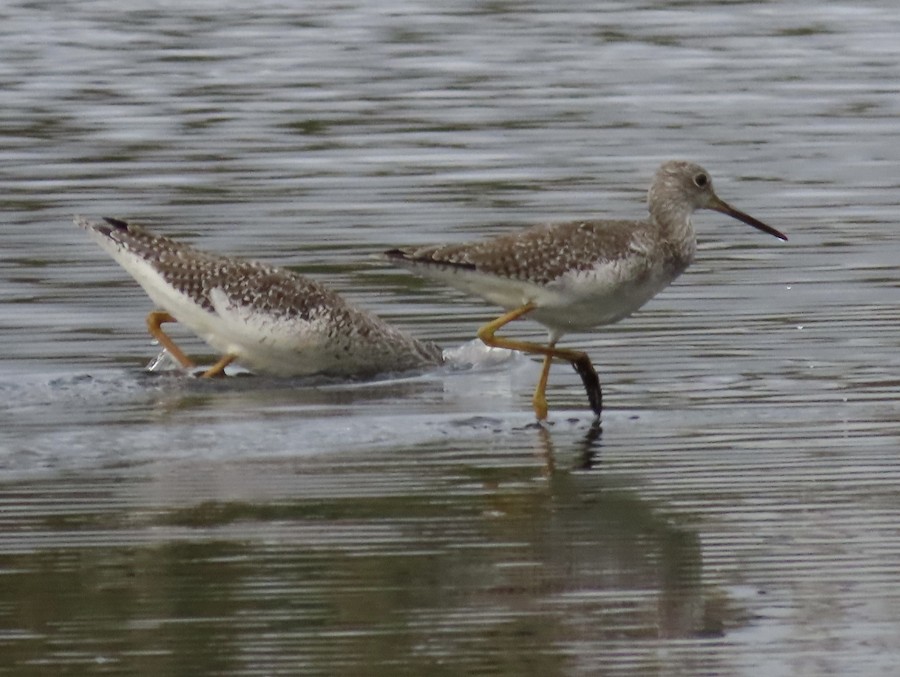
693,173,709,188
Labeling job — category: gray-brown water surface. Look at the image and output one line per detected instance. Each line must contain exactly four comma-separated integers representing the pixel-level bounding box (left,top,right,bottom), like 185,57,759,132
2,1,900,675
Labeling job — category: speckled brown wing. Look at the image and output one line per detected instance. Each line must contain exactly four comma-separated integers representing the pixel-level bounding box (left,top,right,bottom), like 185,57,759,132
385,219,647,286
88,216,345,320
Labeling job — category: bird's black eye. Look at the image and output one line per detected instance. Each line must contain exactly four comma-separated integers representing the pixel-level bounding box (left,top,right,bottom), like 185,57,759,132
694,173,709,188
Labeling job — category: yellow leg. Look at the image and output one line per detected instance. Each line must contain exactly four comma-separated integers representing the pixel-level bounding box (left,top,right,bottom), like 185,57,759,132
200,354,237,378
146,311,196,369
532,352,554,421
476,304,602,420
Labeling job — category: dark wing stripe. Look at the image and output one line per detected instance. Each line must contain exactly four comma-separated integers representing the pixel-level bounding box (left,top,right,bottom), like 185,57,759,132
102,216,130,231
383,248,477,271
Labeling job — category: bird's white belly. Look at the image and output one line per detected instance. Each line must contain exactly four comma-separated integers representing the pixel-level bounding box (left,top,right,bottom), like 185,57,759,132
200,289,347,376
188,306,348,376
529,260,683,335
404,256,684,339
116,256,326,375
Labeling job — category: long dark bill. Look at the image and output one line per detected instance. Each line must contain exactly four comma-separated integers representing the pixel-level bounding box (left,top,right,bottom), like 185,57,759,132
710,196,788,242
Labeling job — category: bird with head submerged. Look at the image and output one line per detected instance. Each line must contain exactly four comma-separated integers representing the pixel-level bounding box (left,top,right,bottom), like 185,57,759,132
384,160,787,421
78,216,444,378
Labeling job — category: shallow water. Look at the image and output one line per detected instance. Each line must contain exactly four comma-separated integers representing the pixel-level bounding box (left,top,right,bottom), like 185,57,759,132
2,1,900,675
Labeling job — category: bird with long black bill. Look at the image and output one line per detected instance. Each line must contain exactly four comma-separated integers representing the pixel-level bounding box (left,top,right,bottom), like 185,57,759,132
384,161,787,420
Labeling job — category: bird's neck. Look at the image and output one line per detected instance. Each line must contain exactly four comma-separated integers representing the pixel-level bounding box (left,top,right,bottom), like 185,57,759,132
650,206,697,271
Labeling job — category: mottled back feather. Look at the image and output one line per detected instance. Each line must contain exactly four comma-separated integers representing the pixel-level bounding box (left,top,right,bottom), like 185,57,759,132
92,217,349,321
385,219,655,286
